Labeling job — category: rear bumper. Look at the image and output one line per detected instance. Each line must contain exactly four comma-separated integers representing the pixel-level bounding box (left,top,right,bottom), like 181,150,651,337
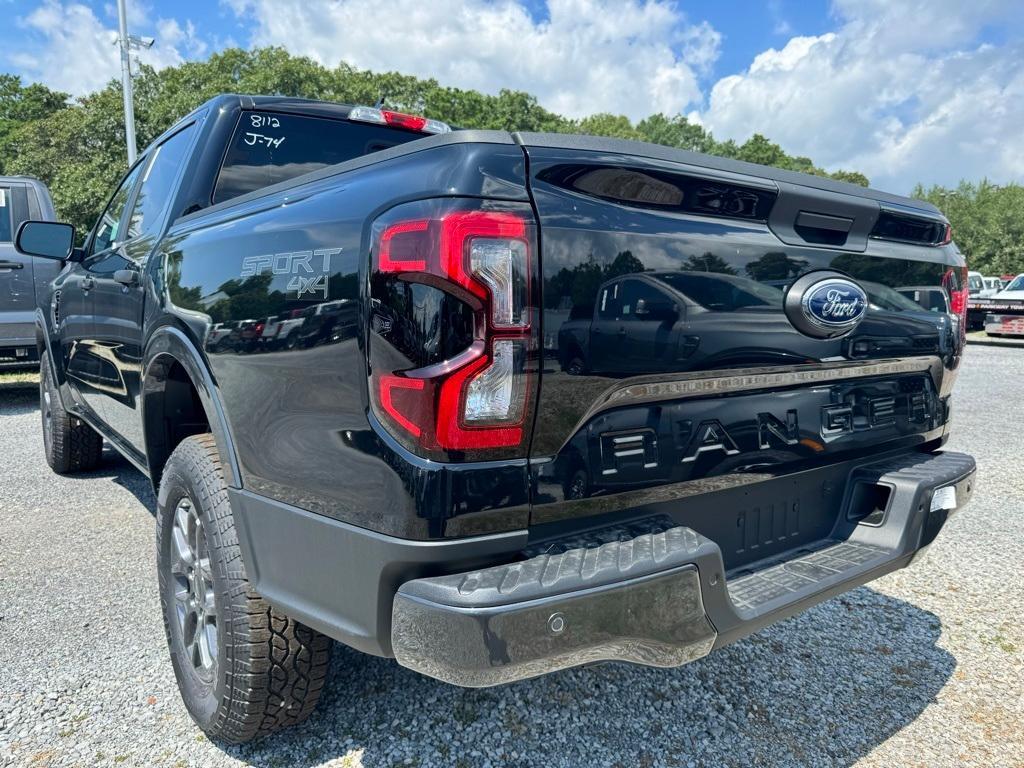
231,450,975,684
0,342,39,366
392,451,974,685
393,530,718,686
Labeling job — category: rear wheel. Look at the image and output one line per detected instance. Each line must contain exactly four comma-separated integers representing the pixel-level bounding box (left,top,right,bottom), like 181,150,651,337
156,434,332,744
39,353,102,474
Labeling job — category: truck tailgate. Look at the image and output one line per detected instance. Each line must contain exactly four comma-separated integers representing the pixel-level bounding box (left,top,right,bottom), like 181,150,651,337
518,136,966,560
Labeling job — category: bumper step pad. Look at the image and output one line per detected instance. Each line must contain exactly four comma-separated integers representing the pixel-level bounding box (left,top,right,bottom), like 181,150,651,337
727,540,889,616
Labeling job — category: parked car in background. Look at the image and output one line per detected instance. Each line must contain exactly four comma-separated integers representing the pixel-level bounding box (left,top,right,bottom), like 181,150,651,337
966,270,985,297
0,176,59,367
978,276,1003,297
976,273,1024,336
258,310,305,349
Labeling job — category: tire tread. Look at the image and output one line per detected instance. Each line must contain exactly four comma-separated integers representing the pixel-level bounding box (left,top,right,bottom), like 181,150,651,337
39,354,102,474
157,434,331,744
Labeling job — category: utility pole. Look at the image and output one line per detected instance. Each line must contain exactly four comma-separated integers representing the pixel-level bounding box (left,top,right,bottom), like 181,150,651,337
116,0,154,165
117,0,137,164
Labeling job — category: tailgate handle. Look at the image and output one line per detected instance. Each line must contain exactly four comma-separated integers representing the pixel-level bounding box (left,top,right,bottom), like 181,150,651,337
795,211,854,233
793,211,855,247
0,260,24,269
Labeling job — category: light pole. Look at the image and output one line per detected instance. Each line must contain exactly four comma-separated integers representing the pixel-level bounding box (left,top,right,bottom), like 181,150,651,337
116,0,154,164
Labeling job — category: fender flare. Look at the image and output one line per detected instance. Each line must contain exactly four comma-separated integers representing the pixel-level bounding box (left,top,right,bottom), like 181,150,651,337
142,325,241,488
34,308,63,387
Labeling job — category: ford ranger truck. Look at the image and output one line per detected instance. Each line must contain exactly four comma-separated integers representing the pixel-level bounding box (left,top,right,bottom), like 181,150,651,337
16,95,975,744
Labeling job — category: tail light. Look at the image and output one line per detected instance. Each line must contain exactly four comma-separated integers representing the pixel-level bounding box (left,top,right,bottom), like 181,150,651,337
943,265,968,341
368,200,538,460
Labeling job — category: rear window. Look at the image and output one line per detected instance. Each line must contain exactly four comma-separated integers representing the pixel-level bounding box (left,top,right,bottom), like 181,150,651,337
213,111,421,205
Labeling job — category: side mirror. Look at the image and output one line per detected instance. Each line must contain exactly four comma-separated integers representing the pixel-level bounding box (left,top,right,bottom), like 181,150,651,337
16,221,76,261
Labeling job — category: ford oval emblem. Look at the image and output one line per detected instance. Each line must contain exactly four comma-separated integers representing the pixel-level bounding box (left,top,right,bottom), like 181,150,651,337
784,272,868,339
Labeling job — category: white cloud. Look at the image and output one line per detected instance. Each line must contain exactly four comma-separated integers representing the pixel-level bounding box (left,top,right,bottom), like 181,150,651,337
8,0,203,96
699,0,1024,192
5,0,1023,194
226,0,719,121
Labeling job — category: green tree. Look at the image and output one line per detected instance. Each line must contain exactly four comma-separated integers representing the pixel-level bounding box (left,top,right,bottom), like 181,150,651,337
913,180,1024,276
636,114,713,153
0,46,885,236
0,75,69,173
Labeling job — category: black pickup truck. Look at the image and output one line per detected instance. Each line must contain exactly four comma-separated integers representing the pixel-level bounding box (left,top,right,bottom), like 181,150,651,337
17,95,975,744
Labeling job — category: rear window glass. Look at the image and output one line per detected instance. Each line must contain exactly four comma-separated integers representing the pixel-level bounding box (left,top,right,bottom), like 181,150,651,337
0,188,11,242
213,111,421,205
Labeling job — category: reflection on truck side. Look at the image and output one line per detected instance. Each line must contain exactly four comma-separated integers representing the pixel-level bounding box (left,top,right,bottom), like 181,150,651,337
205,299,356,354
556,270,946,377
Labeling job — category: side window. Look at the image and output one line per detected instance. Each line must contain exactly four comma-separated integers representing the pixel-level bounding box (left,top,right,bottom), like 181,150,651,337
619,279,669,319
0,188,11,242
126,123,197,239
597,282,622,319
212,111,420,205
91,162,144,255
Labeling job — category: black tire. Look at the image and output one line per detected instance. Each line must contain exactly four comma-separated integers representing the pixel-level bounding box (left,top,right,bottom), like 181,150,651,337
39,353,102,474
156,434,331,744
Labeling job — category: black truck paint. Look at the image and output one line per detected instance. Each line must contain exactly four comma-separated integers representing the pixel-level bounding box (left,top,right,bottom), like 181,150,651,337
23,95,974,714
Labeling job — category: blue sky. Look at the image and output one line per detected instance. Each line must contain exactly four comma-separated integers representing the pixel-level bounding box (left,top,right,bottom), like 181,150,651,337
3,0,1023,193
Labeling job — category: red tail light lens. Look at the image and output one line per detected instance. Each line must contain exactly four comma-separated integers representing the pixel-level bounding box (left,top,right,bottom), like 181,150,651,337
943,265,968,341
369,200,537,459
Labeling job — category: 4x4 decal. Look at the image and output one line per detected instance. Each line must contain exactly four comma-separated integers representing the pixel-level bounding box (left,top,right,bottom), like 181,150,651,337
240,247,342,300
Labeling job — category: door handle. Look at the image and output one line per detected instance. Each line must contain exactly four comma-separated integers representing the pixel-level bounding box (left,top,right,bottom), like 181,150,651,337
82,276,95,290
618,327,627,336
113,269,138,286
0,261,24,270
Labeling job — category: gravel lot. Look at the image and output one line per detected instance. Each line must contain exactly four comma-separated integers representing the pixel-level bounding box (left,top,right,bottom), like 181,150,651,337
1,345,1022,768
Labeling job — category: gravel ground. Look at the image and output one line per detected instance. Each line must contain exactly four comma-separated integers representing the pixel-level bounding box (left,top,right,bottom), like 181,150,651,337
1,346,1021,768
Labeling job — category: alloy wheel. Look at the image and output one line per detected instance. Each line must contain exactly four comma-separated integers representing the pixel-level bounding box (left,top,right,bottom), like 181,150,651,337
169,497,218,679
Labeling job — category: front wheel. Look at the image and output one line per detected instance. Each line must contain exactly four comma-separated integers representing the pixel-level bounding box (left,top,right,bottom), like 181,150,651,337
156,434,332,744
39,353,102,474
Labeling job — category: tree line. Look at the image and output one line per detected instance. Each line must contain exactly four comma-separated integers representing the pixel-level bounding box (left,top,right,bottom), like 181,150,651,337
0,46,1019,275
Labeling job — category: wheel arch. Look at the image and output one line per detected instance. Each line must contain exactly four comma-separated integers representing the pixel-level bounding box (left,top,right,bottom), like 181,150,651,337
35,309,63,387
142,325,241,490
